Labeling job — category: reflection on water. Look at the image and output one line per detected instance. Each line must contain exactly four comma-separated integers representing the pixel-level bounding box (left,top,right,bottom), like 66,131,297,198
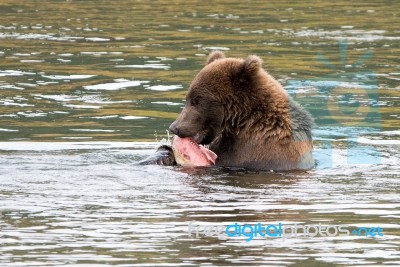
0,0,399,142
0,0,399,266
0,141,399,266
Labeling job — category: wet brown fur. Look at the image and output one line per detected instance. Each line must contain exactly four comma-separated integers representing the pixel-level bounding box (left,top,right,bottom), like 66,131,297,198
170,51,314,171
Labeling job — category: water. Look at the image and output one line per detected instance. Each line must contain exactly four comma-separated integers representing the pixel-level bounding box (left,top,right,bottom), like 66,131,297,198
0,0,399,266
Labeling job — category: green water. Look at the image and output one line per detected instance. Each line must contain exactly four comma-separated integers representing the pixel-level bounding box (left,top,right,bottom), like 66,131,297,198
0,0,399,141
0,1,399,266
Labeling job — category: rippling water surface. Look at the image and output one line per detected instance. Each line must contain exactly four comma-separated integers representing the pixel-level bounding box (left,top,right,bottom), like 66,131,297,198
0,0,399,266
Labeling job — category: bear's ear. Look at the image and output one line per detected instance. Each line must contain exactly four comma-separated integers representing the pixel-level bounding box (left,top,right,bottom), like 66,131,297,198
241,55,262,77
207,51,225,64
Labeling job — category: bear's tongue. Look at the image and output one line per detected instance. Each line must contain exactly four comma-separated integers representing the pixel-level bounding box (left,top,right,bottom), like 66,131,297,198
172,136,217,167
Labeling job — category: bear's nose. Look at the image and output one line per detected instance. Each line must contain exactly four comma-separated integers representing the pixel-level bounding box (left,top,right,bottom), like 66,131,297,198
169,121,180,136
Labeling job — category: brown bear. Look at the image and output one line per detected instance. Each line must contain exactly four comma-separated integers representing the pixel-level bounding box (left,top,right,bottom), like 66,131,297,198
168,51,314,171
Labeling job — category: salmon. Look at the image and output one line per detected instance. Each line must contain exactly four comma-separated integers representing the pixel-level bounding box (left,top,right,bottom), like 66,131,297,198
172,135,217,166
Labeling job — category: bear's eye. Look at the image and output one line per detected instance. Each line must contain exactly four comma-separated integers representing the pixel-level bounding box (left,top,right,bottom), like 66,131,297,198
190,96,201,106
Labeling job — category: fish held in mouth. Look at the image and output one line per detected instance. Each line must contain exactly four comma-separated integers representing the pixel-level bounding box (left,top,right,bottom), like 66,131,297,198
172,135,217,167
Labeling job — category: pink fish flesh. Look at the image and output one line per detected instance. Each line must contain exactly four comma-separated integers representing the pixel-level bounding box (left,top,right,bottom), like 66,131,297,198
172,136,217,167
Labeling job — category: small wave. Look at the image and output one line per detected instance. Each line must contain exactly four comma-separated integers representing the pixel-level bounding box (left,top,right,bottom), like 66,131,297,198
83,80,148,90
64,104,101,109
34,94,78,102
20,59,45,63
0,70,36,76
115,64,170,70
0,100,33,107
58,53,74,57
90,115,119,119
151,101,183,106
85,37,110,42
42,74,96,80
17,111,47,117
120,116,148,120
70,129,118,133
204,46,230,51
358,137,400,145
146,85,183,91
0,141,158,151
380,130,400,136
0,128,18,132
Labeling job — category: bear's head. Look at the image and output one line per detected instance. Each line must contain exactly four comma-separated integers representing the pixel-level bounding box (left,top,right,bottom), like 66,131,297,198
169,51,267,146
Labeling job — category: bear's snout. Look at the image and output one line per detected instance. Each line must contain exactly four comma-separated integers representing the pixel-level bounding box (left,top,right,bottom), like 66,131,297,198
169,121,180,136
169,119,198,139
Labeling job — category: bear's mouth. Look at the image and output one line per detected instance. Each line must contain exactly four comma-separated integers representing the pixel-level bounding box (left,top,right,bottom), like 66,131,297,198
193,131,214,146
171,136,217,166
